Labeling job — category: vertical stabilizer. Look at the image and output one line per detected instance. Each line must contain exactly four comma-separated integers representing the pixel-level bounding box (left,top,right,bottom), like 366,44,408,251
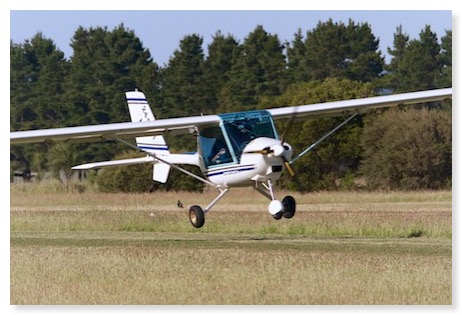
126,90,171,183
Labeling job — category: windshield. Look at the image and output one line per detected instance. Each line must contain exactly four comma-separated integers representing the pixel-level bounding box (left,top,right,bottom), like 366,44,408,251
220,110,277,159
199,111,277,169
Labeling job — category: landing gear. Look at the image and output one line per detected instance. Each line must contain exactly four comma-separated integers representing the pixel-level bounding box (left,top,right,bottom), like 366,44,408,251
188,188,230,228
187,180,295,228
254,180,296,221
272,196,296,220
189,205,205,228
282,195,296,218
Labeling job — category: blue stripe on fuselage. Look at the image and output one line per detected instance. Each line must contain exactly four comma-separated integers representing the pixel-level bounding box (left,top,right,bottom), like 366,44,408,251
207,165,256,177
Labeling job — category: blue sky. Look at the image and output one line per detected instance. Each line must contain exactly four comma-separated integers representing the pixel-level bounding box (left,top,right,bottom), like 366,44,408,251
10,10,452,66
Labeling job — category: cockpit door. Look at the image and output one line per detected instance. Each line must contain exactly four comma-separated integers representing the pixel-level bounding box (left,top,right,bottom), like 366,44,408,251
198,124,237,169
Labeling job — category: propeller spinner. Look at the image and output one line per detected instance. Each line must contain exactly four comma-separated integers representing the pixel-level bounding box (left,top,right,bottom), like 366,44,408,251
244,139,295,177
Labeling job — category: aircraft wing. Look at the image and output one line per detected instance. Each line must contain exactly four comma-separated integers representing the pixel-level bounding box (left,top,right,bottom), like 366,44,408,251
10,115,221,145
10,88,451,145
267,88,452,120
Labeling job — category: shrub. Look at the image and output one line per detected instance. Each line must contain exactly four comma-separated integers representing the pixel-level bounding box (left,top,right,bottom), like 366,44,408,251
361,108,451,190
95,151,153,193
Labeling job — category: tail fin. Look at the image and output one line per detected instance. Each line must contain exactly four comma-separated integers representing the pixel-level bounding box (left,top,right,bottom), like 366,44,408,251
126,89,171,183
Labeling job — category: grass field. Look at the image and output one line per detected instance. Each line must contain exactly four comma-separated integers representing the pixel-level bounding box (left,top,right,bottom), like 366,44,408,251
10,183,452,305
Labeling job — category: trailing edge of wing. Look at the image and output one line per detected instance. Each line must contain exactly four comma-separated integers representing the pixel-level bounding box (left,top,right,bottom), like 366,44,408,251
10,115,221,145
267,88,452,120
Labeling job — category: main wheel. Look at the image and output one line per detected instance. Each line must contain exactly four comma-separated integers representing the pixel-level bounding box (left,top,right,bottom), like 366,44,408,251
282,196,296,219
189,205,205,228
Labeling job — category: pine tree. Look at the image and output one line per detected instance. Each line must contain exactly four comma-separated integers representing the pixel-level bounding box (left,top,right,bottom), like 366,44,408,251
65,24,156,125
438,30,452,89
10,33,69,130
286,28,308,84
385,25,410,91
344,20,384,82
225,25,286,111
203,31,239,113
301,19,383,82
385,25,443,92
159,34,214,118
10,33,69,174
63,24,158,165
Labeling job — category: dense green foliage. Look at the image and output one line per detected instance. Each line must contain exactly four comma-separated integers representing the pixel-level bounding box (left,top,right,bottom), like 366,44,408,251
10,20,452,192
287,19,384,83
361,108,452,190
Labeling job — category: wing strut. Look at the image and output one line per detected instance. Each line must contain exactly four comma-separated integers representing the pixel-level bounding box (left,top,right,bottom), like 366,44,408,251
290,111,359,165
115,137,218,188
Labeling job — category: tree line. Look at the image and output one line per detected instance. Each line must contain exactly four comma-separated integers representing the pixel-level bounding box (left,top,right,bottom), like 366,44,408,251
10,19,452,192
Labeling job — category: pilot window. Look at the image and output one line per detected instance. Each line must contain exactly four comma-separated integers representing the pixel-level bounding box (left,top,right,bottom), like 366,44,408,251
199,125,235,168
220,110,277,159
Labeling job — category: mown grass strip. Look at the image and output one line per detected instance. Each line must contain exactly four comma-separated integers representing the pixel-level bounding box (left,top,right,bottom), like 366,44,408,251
11,231,451,257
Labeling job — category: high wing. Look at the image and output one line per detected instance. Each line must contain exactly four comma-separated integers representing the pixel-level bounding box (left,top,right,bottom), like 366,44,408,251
267,88,452,120
10,88,452,145
10,115,221,145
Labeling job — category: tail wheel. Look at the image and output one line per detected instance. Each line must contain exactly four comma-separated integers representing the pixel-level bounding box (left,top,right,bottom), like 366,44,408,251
189,205,205,228
282,196,296,219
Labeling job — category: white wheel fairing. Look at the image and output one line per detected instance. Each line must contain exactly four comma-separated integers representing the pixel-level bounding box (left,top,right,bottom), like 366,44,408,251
268,200,283,215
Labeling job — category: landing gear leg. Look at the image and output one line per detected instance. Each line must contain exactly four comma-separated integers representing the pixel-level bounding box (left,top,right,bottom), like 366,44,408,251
188,187,229,228
254,180,296,220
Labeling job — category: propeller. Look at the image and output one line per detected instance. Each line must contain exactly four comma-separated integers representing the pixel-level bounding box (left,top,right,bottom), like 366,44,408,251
245,147,274,155
278,110,298,177
282,156,295,177
245,144,296,177
244,110,298,177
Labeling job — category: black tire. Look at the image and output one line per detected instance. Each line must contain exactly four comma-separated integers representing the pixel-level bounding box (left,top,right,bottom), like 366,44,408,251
189,205,205,228
272,212,283,220
282,196,296,219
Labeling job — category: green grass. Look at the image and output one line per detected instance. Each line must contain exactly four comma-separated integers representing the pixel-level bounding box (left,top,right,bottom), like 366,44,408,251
10,207,452,239
10,184,452,305
10,234,451,304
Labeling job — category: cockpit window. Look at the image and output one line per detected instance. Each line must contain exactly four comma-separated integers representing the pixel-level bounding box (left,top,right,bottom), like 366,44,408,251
220,110,277,159
199,125,234,168
199,111,277,169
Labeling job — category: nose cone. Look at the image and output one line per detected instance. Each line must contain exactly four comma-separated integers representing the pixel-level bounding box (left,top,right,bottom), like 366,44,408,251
239,137,295,182
280,142,293,161
244,138,292,157
243,137,293,161
270,144,285,157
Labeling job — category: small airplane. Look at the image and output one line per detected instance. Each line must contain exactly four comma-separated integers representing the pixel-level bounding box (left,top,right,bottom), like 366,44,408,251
10,87,452,228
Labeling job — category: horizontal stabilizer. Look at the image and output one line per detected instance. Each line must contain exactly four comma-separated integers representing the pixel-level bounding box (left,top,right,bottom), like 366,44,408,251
72,156,154,170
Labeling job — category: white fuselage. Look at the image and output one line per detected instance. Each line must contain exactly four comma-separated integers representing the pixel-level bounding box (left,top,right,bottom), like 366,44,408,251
207,137,291,187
